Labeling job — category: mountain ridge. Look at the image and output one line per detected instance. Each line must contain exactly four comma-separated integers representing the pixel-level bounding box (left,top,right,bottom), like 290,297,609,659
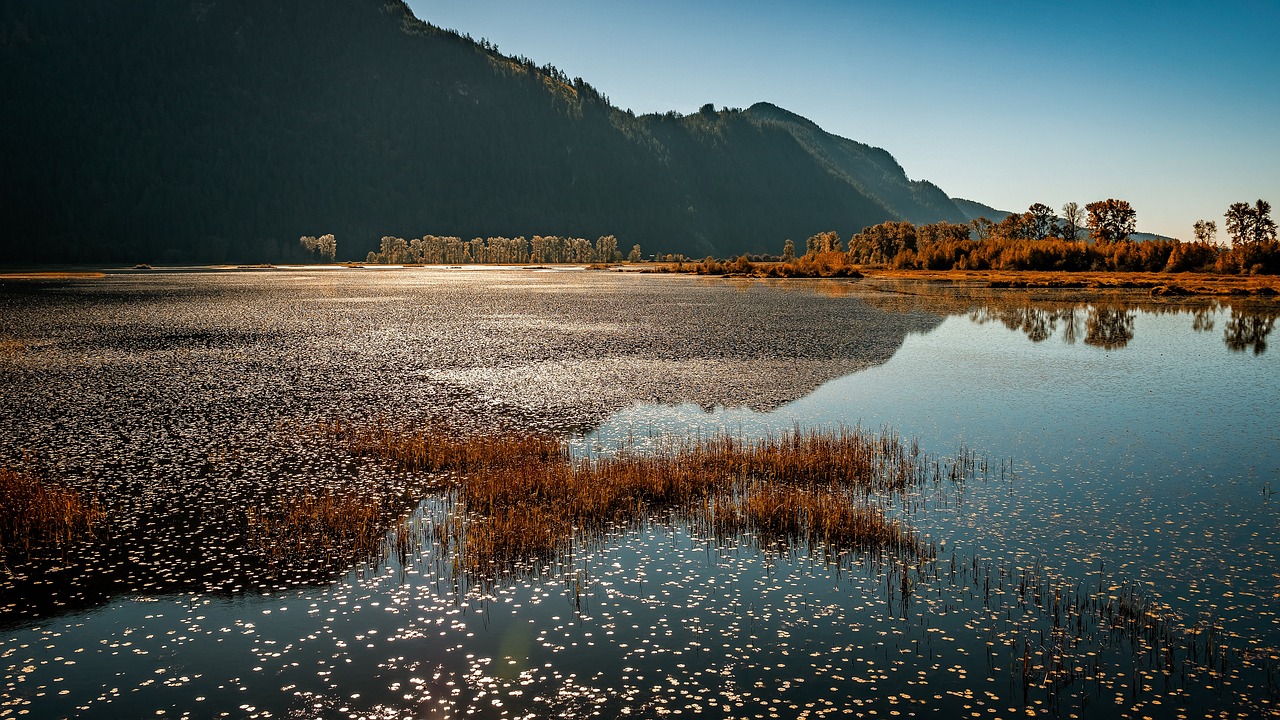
1,0,983,263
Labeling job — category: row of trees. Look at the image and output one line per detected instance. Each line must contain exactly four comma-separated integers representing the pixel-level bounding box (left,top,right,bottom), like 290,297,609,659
364,234,641,265
963,200,1134,245
1191,201,1277,247
780,198,1277,274
974,199,1275,249
834,224,1275,274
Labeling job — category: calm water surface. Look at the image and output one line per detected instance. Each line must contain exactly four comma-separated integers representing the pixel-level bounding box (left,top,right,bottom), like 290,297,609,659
1,269,1277,719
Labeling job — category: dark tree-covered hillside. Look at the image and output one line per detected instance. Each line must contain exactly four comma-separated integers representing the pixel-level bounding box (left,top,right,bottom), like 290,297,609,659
0,0,971,263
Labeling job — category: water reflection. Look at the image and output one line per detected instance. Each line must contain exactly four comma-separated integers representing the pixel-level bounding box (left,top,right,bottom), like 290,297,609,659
2,271,1279,720
1084,307,1135,349
871,283,1280,353
1224,312,1275,354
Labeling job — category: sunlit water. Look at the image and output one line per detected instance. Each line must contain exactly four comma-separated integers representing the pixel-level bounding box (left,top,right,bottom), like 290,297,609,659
1,269,1277,718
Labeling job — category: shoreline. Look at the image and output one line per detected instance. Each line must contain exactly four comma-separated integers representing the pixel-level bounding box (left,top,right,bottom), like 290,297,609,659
645,263,1280,297
3,263,1278,298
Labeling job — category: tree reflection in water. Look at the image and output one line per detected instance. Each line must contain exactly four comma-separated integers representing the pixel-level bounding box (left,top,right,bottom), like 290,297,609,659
873,284,1278,354
1191,306,1216,332
1084,307,1136,349
1224,311,1275,355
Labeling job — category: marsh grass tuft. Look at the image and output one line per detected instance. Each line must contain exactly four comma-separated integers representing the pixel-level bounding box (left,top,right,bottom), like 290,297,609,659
245,489,388,567
0,466,104,555
317,422,947,577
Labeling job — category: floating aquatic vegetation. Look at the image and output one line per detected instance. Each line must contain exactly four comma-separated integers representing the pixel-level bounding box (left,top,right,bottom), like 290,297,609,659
0,338,26,360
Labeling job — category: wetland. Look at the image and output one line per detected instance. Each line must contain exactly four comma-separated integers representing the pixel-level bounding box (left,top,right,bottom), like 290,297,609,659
1,268,1278,719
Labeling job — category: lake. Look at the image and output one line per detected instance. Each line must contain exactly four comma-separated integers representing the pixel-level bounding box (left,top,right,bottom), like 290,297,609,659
1,268,1277,719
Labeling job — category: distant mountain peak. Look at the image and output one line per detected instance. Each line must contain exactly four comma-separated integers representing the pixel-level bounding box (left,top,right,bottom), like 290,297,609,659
743,102,820,130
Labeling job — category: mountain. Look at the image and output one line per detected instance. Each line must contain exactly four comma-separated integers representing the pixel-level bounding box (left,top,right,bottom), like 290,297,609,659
743,103,969,226
0,0,976,264
952,198,1012,223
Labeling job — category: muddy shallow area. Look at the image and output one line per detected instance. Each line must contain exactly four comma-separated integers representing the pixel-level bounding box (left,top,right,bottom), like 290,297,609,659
1,268,1278,719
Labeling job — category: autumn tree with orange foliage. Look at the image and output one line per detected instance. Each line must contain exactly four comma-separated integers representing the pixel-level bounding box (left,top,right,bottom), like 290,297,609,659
1086,199,1137,244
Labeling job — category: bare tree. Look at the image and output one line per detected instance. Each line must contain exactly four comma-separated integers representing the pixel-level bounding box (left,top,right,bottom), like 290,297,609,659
970,217,995,241
1060,202,1084,242
1193,219,1217,245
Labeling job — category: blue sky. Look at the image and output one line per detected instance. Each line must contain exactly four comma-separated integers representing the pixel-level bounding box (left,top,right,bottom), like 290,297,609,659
407,0,1279,239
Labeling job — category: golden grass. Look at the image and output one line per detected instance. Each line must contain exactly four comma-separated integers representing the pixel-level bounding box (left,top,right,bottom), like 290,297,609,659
0,466,105,554
318,422,940,577
245,489,388,563
651,263,1280,296
858,268,1280,296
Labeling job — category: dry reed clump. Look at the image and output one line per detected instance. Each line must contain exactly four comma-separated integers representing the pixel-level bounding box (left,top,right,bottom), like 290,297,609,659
244,489,388,564
320,422,943,577
321,418,564,475
0,466,105,554
704,484,915,556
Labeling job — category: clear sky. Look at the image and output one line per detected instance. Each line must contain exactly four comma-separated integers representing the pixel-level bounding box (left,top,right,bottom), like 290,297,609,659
407,0,1278,239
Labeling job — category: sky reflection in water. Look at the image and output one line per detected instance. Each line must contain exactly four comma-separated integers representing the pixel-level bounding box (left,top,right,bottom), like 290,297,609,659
580,303,1280,655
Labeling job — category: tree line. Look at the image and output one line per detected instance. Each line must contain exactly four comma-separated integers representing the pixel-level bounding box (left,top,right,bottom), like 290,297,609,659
363,234,642,265
819,198,1277,274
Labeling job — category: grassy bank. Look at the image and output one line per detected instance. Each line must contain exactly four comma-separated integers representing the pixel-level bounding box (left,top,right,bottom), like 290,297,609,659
858,268,1280,296
650,259,1280,296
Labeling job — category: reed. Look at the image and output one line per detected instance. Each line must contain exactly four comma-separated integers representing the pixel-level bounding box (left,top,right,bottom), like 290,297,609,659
0,466,104,554
244,489,388,563
319,422,946,577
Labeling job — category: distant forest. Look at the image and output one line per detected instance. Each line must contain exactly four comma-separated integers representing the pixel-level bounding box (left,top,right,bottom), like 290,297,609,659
0,0,977,265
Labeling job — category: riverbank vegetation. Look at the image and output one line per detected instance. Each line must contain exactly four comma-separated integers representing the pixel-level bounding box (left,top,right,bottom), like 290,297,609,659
663,198,1280,281
0,420,956,623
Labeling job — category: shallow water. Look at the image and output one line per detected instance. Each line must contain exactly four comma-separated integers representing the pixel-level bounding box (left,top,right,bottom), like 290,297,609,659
1,269,1278,718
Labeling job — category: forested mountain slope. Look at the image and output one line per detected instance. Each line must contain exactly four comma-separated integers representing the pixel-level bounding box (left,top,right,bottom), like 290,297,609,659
0,0,975,263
